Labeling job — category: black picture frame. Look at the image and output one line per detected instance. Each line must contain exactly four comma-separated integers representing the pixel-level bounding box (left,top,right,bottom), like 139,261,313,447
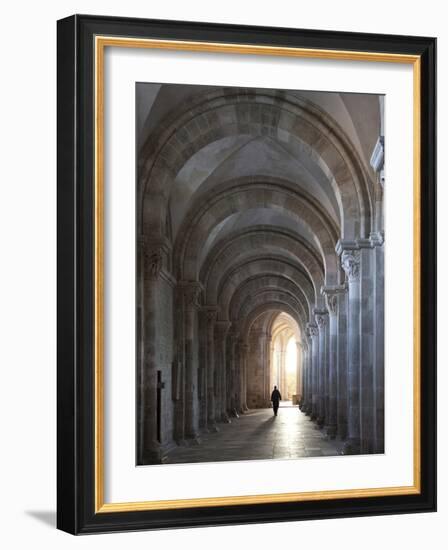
57,14,436,535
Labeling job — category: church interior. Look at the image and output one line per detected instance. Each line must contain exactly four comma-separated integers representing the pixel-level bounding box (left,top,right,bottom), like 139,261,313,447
136,83,385,465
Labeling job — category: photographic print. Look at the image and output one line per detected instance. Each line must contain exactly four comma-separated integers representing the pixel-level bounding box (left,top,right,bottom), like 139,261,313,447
57,15,436,533
136,83,385,466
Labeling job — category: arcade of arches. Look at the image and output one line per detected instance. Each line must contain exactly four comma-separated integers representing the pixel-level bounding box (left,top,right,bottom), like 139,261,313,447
136,84,385,464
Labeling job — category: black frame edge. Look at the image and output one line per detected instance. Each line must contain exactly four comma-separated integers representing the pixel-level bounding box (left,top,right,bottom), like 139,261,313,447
57,14,78,535
419,36,437,514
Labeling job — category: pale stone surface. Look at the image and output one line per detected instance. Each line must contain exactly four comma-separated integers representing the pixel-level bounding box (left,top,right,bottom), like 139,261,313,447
165,405,343,464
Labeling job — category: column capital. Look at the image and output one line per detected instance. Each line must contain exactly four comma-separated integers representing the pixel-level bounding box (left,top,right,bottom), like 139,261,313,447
178,281,204,310
321,285,347,315
251,328,269,338
313,308,329,329
341,250,361,282
321,284,347,294
336,237,382,255
369,231,385,246
140,236,172,281
201,305,219,322
306,322,319,338
139,235,171,251
335,238,358,256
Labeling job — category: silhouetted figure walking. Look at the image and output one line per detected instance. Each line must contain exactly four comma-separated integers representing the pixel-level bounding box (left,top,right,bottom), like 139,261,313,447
271,386,282,416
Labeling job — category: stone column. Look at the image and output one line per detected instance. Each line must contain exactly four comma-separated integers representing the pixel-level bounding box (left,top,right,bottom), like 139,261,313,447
322,286,346,438
139,238,171,463
232,339,242,414
203,306,219,431
372,235,385,453
337,237,384,454
299,339,309,411
306,322,319,421
234,340,244,414
370,131,385,235
336,286,348,440
370,128,385,454
227,329,239,417
240,343,250,411
173,285,186,446
264,334,272,406
269,341,275,390
197,309,208,432
358,237,384,454
339,246,361,454
359,243,375,453
304,337,313,414
215,321,231,423
308,335,314,414
315,310,329,427
179,281,202,443
296,341,303,403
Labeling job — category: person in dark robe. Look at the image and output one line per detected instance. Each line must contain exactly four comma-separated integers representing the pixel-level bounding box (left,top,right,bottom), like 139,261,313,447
270,386,282,416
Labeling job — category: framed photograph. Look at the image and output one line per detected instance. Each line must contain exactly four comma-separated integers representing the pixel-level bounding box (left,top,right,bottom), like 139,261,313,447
57,14,436,534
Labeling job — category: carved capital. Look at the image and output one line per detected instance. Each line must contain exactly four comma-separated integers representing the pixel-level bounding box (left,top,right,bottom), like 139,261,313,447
314,309,329,329
321,284,347,316
326,294,338,315
341,250,360,282
201,305,219,323
141,236,171,281
206,309,218,323
369,231,385,247
145,248,163,279
179,281,203,310
306,322,319,338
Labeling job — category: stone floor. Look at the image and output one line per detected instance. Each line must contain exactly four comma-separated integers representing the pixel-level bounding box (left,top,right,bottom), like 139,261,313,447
165,402,344,464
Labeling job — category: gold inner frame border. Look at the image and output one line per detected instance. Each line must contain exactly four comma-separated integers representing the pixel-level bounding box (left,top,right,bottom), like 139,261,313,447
94,35,421,513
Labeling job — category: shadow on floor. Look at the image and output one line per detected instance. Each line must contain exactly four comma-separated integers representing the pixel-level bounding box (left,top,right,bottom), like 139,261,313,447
249,414,277,436
25,510,56,528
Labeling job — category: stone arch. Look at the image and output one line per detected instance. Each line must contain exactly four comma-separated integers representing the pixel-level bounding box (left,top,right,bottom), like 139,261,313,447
174,176,340,284
235,290,306,338
269,312,302,402
216,260,314,320
139,89,373,240
268,311,301,341
201,226,324,301
228,276,309,327
240,302,304,342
